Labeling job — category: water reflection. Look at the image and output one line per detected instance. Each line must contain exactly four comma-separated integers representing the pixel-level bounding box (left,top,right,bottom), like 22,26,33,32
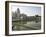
12,21,41,31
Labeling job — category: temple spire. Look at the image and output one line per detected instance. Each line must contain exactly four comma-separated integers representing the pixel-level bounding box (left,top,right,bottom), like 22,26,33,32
17,8,20,13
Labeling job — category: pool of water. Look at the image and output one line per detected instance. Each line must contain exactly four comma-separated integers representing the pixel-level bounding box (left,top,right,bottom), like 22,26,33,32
12,21,41,31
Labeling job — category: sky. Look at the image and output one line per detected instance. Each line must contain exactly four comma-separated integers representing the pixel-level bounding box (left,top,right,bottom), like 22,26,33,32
11,5,41,16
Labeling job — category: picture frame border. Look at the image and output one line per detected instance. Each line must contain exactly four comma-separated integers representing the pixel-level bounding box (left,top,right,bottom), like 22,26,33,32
5,1,45,36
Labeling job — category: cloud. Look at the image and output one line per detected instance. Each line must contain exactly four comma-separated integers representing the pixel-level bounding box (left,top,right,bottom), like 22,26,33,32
12,5,41,16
